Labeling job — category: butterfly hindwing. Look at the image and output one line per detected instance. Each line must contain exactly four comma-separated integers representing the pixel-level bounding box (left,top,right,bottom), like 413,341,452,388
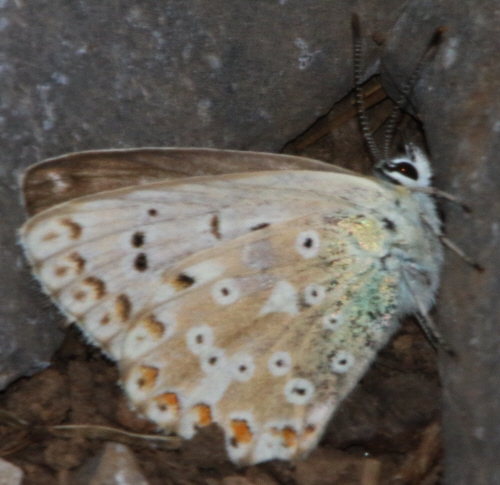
117,211,400,464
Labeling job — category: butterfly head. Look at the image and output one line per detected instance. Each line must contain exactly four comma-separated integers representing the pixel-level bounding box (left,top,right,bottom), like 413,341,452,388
378,144,433,189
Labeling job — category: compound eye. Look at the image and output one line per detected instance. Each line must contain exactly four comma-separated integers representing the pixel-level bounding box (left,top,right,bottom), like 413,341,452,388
386,161,419,181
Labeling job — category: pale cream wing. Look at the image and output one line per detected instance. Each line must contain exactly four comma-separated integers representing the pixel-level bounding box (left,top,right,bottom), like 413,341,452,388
22,148,354,216
116,212,400,465
20,170,394,357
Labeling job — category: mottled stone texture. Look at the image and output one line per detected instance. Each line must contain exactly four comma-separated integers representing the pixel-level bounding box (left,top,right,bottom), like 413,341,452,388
1,0,499,482
383,1,500,483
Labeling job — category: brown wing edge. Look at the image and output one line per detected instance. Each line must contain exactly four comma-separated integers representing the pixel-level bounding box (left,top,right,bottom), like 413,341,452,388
22,148,355,216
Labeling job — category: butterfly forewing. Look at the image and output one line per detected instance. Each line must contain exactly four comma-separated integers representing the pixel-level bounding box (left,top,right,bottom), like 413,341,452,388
23,148,354,216
20,167,436,464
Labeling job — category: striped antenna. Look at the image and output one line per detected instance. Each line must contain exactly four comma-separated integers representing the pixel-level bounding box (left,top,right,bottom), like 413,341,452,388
351,13,382,166
351,14,446,169
381,26,447,164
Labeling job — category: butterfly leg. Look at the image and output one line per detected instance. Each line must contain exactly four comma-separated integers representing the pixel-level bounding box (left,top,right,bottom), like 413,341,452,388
439,236,484,272
414,311,455,357
420,211,482,272
402,271,456,356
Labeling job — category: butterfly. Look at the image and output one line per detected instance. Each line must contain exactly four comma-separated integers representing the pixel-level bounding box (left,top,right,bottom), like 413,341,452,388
19,144,444,465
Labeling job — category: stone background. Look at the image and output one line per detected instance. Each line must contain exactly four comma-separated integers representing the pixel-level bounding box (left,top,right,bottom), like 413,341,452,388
0,0,499,483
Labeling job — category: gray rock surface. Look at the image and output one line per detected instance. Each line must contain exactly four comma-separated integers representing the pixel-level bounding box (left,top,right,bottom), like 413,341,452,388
383,1,500,483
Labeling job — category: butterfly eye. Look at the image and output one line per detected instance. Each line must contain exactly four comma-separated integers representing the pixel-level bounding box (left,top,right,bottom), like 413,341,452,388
284,378,315,405
385,161,419,181
330,351,355,374
268,351,292,376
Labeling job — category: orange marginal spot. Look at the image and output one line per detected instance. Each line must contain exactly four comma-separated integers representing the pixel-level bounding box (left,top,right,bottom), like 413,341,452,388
154,392,180,414
230,419,253,446
82,276,106,299
60,218,83,240
115,294,132,322
141,314,165,338
136,365,159,390
192,403,212,427
282,426,297,448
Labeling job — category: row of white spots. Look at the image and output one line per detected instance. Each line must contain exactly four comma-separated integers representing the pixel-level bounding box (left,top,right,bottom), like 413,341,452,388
186,326,255,381
226,411,256,462
186,325,288,382
184,323,352,403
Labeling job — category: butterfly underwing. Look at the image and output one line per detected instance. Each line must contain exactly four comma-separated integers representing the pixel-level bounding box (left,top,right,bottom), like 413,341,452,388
19,145,443,465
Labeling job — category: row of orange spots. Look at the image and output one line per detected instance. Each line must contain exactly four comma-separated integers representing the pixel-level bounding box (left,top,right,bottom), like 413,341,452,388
154,392,180,414
230,419,253,447
136,365,159,391
192,403,212,427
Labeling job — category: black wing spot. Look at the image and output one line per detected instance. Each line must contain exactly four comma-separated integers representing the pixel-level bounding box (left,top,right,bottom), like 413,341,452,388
303,238,313,248
131,231,145,247
148,208,158,216
210,214,222,239
174,273,196,290
382,218,396,231
250,223,270,231
134,253,148,272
